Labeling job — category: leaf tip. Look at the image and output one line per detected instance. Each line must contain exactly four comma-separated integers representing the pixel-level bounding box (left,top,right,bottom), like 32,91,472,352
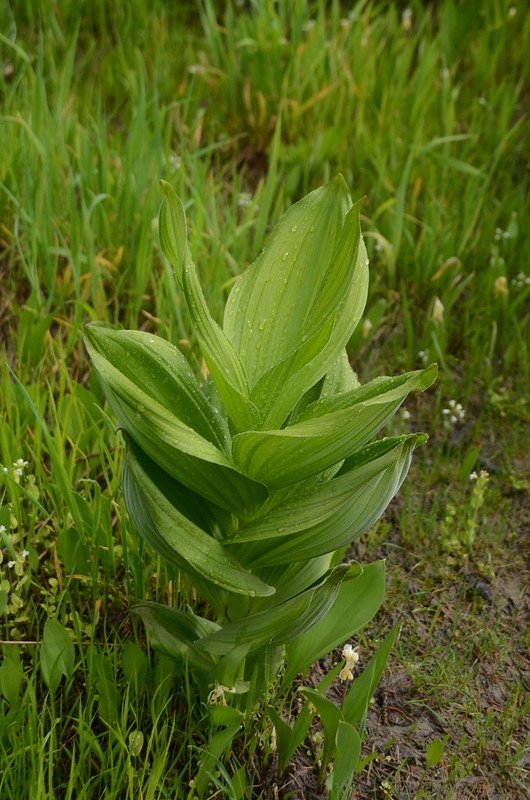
420,363,438,390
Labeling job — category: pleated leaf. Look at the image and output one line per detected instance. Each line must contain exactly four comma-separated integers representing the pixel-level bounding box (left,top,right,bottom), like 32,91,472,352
84,325,228,448
224,175,352,385
157,181,259,432
247,205,368,428
158,179,187,281
85,325,267,513
132,601,219,671
231,434,426,565
283,561,385,684
123,444,275,598
195,564,355,657
233,365,437,488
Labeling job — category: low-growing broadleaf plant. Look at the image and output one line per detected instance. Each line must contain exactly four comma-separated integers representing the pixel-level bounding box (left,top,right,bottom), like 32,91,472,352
85,175,436,794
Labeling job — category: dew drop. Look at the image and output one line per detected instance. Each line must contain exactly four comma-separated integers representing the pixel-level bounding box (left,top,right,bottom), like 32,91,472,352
291,224,298,232
282,252,289,261
258,320,267,331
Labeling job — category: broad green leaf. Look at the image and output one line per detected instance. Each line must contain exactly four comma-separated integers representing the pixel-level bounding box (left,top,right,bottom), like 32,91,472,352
92,653,119,725
121,641,149,693
123,446,275,598
266,707,293,765
247,208,368,428
132,601,219,672
195,564,354,657
182,259,261,431
233,366,436,488
426,738,446,768
224,175,351,385
299,689,343,770
157,181,259,431
283,561,385,684
299,363,437,423
0,646,24,704
84,325,229,448
331,722,361,798
234,434,426,565
342,624,399,726
321,349,360,396
85,326,267,513
250,554,336,610
210,705,245,728
40,619,75,694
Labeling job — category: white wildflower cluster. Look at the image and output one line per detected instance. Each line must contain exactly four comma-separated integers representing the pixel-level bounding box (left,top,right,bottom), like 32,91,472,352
469,469,488,482
168,152,182,172
442,399,465,426
494,227,513,241
187,64,206,76
339,643,359,682
13,458,28,477
1,524,29,575
237,192,253,208
511,272,530,289
418,350,429,365
1,458,29,482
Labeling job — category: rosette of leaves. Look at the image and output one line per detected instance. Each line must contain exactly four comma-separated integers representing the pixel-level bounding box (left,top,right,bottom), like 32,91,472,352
85,176,435,708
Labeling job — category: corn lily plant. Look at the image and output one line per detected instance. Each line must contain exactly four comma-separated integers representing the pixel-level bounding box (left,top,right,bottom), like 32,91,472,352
85,176,435,796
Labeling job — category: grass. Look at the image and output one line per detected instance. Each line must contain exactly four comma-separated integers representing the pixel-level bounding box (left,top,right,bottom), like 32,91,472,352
1,0,529,797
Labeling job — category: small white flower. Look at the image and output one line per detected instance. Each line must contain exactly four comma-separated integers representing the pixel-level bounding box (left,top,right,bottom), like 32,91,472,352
362,319,373,338
207,683,236,705
12,458,28,477
188,64,205,76
442,408,450,415
469,471,478,481
401,8,413,31
401,409,411,420
341,644,358,662
168,152,182,171
1,466,8,474
432,297,444,324
7,560,15,569
508,6,517,18
237,192,253,208
450,415,457,424
340,643,360,681
448,400,456,408
0,525,5,533
302,19,315,32
22,550,29,558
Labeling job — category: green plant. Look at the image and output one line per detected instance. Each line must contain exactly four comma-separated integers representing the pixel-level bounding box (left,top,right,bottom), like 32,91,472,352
85,175,435,794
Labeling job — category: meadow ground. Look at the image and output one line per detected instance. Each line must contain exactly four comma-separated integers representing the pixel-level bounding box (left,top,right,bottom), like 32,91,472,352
1,1,529,798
